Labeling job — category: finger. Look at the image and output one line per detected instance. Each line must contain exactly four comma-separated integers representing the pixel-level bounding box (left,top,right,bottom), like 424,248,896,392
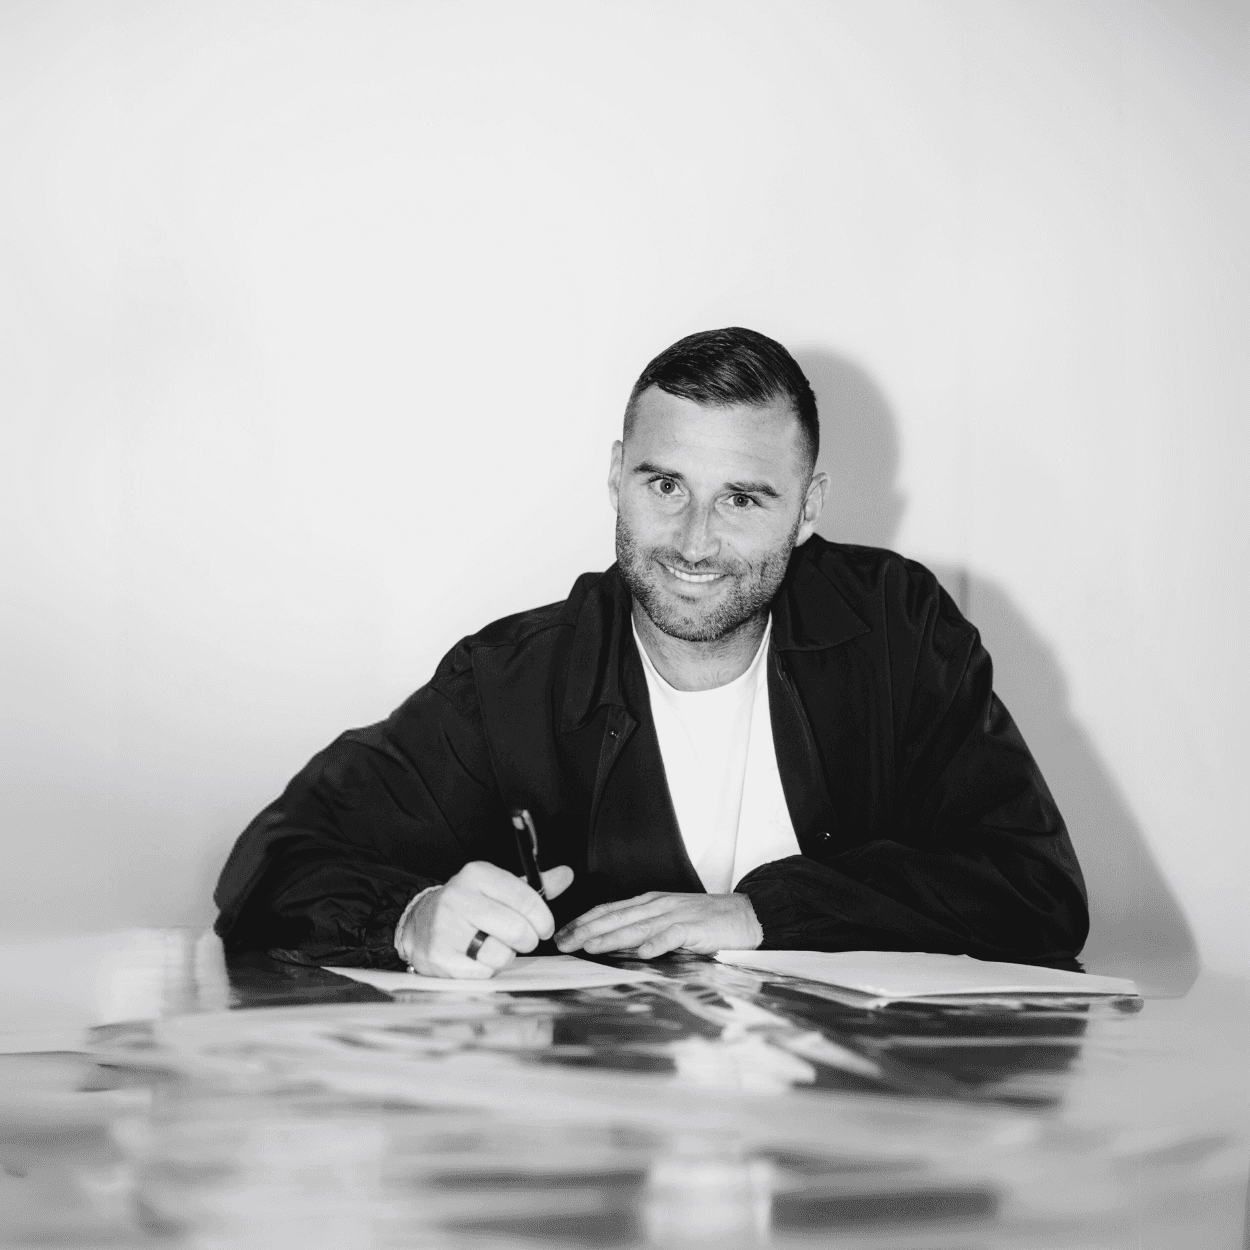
454,862,556,940
556,910,652,951
419,928,516,978
558,892,662,933
636,924,691,960
558,898,675,949
540,866,575,899
556,894,669,943
470,934,518,973
441,891,541,953
582,916,673,954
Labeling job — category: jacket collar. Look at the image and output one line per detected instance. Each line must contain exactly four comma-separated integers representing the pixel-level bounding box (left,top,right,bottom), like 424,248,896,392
770,537,872,652
560,537,870,732
560,567,631,733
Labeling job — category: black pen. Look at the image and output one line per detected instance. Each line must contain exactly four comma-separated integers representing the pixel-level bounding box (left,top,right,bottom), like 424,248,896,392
510,808,547,898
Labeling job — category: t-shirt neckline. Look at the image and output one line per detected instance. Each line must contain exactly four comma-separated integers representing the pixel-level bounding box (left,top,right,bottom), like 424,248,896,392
632,614,772,701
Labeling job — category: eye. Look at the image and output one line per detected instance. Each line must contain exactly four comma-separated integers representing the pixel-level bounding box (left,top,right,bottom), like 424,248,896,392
728,493,756,510
649,476,682,498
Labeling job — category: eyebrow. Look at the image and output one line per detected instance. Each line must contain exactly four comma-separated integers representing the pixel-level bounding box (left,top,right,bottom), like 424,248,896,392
631,461,782,500
725,479,782,500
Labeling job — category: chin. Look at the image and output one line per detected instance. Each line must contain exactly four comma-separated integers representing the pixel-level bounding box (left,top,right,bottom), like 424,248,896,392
656,619,726,644
642,588,744,643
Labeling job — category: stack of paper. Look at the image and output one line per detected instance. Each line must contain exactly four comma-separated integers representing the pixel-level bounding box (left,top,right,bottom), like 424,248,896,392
714,950,1138,1003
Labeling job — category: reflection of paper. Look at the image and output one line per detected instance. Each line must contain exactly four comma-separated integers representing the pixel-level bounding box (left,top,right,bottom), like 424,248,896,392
714,950,1138,1001
323,955,665,994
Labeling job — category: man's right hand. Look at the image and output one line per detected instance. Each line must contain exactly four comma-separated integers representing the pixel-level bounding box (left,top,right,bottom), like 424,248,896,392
397,860,574,979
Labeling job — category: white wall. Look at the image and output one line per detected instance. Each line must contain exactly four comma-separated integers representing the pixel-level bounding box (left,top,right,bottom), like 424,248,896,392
2,1,1245,976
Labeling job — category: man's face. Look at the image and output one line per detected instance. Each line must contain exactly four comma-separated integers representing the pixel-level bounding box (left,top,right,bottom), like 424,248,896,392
608,387,827,643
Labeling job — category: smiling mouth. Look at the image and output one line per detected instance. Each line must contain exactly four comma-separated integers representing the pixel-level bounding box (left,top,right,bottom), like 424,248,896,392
661,563,726,585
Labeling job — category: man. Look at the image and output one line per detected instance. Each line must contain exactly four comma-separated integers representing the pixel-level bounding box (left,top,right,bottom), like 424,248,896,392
214,328,1088,978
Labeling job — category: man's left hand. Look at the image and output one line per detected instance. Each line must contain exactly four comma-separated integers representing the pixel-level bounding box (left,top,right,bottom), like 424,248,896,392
554,891,763,959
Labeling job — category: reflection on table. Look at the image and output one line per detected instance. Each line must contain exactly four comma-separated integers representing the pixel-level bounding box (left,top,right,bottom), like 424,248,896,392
0,929,1246,1249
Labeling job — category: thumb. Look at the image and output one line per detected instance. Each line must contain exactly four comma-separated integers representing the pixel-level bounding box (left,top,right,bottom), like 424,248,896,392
540,865,575,899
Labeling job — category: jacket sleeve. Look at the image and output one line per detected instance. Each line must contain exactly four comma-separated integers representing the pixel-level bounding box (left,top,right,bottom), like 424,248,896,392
213,659,505,968
737,571,1090,965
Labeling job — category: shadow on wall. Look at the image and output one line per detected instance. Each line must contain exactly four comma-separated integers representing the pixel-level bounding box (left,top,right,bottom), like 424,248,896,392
796,349,1199,996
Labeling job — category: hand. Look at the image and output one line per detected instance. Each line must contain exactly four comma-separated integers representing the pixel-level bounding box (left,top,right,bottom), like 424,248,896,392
554,891,762,960
397,860,574,979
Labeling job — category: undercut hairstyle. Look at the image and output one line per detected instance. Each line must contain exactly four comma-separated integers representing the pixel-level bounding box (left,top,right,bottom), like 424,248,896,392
623,327,819,467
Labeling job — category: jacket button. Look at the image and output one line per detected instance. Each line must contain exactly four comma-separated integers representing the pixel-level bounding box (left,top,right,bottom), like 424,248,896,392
818,831,831,843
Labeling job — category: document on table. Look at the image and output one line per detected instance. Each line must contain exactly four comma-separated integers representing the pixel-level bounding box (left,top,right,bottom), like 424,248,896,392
714,949,1138,1002
323,955,666,994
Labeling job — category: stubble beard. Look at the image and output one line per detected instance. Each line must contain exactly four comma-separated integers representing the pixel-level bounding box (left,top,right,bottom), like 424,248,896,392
615,512,800,644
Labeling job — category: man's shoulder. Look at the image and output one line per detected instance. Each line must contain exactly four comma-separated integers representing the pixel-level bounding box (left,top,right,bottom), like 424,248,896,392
794,537,968,637
428,568,617,687
464,569,612,649
795,535,938,599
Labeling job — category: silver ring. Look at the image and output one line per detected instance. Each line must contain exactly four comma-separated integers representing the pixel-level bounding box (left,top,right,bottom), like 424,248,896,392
465,929,490,960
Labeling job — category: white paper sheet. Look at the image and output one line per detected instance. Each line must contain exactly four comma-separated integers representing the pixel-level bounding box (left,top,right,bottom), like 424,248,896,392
714,950,1138,1000
323,955,665,994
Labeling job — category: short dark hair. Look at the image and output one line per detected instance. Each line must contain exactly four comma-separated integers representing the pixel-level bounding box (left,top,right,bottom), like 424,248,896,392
624,327,818,466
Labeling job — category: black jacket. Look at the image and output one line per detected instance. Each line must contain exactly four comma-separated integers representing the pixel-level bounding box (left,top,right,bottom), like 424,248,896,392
214,538,1089,968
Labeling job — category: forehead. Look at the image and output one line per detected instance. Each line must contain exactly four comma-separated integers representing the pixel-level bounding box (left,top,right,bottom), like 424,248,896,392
625,387,809,483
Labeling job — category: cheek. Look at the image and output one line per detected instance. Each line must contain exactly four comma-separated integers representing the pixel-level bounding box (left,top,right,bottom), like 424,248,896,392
622,494,675,537
734,517,800,567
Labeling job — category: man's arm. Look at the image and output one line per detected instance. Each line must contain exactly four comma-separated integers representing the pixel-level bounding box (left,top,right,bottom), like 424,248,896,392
736,576,1089,964
214,671,507,967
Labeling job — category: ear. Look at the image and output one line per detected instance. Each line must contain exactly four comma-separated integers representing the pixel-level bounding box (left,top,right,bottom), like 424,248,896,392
607,440,624,513
795,471,829,546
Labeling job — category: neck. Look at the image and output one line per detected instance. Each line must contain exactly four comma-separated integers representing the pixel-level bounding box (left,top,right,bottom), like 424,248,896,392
632,604,769,692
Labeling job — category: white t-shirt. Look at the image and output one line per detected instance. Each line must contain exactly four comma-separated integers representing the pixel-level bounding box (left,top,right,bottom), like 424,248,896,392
633,615,802,893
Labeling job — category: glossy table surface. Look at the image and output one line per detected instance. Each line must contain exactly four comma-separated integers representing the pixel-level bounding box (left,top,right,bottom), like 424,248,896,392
0,930,1246,1249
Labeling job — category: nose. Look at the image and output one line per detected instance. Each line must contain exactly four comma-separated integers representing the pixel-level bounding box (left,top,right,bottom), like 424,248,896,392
674,503,720,566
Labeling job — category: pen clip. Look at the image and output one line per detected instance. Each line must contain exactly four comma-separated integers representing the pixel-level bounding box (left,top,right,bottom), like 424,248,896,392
510,807,545,897
517,808,539,859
